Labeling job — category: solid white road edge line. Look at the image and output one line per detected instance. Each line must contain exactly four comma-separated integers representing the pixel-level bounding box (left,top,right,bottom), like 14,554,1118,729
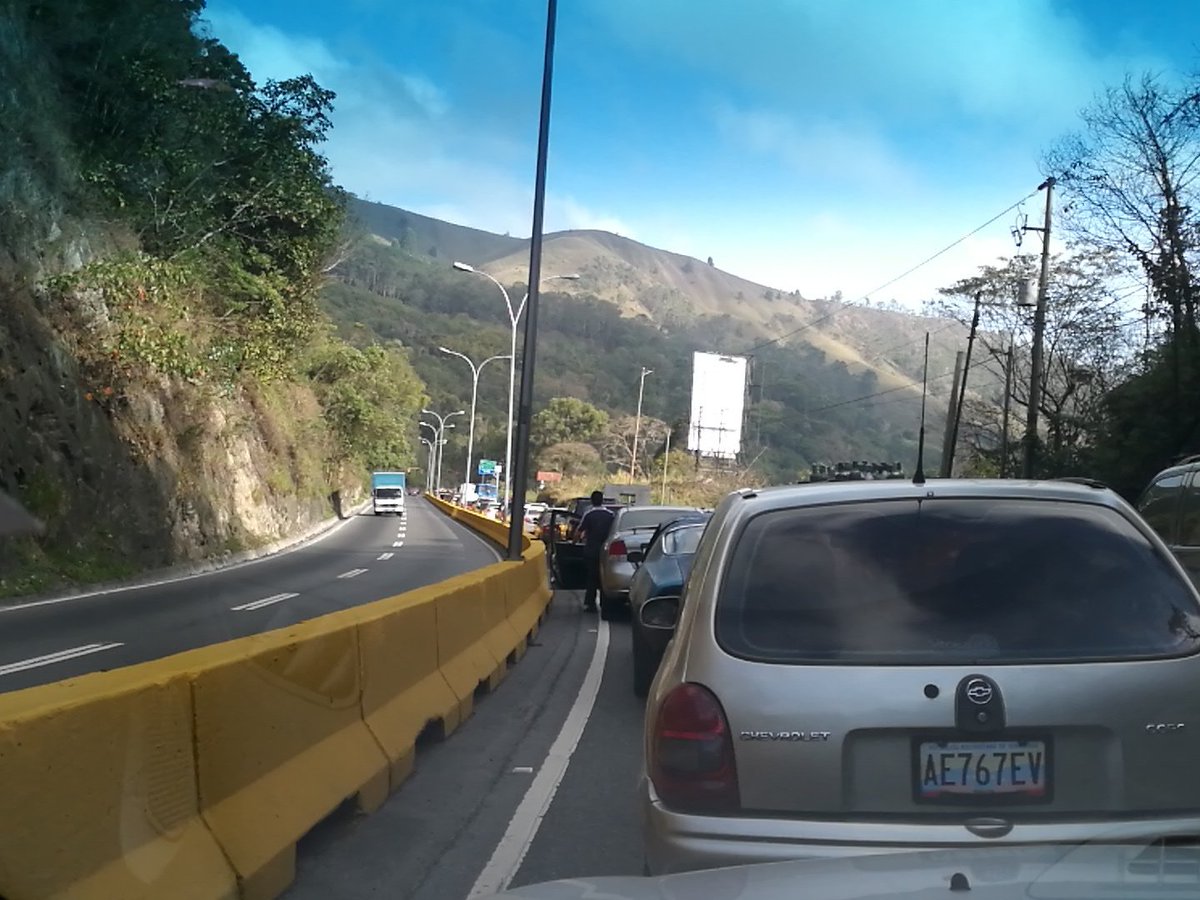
0,641,125,677
467,618,610,898
230,591,299,612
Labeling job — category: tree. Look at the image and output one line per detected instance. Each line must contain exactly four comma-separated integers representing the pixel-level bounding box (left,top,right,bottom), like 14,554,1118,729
933,251,1135,476
602,415,668,480
531,397,608,452
1047,74,1200,342
536,441,603,478
305,336,427,475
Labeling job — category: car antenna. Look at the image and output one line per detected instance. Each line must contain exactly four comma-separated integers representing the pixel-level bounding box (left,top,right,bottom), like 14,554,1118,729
913,332,929,486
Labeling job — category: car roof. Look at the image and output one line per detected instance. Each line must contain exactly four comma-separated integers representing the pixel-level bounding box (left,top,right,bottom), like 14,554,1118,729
727,477,1126,515
1151,456,1200,480
616,504,700,518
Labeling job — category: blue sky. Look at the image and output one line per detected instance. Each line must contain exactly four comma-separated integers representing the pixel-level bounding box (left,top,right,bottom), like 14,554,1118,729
204,0,1197,306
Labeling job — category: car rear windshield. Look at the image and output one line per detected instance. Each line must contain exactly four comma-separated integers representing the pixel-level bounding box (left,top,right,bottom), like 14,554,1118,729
619,508,695,531
716,498,1200,665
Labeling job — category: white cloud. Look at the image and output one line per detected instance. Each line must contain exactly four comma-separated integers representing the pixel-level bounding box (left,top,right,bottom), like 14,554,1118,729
201,3,633,242
713,103,917,192
549,196,637,236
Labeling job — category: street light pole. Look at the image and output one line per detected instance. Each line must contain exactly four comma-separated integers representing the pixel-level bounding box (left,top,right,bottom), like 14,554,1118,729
630,367,653,481
452,261,578,513
419,437,435,492
419,422,438,492
439,347,511,488
422,408,464,495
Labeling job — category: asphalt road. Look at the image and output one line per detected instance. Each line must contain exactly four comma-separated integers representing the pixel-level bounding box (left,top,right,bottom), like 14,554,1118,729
285,591,644,900
0,498,500,693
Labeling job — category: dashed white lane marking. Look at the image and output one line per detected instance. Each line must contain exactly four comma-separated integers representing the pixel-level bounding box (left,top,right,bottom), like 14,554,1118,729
231,592,299,612
0,503,370,612
377,552,394,561
467,619,611,897
393,541,404,547
337,568,368,579
0,642,125,676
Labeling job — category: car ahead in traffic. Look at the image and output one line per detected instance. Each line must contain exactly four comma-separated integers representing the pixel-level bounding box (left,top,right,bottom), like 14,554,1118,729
598,505,702,619
1137,454,1200,588
629,513,712,697
641,478,1200,875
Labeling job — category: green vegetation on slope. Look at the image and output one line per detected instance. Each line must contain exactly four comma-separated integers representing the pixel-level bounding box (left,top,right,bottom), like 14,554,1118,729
324,237,933,486
0,0,426,595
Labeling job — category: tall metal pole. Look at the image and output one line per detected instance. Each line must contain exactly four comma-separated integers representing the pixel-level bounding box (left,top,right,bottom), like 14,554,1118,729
1023,177,1054,478
630,367,653,482
452,264,577,514
440,348,509,489
1000,345,1014,478
507,0,558,560
946,292,982,477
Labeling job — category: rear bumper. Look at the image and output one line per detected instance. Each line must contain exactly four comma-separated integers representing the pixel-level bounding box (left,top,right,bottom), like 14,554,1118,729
641,778,1200,875
599,565,634,598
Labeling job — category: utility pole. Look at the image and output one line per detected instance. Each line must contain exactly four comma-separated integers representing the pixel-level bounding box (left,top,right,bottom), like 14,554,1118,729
1022,177,1054,478
630,366,653,482
940,351,965,477
946,292,982,477
1000,345,1014,478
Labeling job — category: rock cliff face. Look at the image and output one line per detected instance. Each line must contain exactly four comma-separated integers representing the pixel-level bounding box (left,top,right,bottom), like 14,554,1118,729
0,235,359,598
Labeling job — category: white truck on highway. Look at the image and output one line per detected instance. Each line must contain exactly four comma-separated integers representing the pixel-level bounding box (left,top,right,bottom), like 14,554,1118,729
370,471,407,515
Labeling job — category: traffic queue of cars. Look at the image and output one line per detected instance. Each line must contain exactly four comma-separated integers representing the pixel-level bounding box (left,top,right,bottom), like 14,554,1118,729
527,467,1200,887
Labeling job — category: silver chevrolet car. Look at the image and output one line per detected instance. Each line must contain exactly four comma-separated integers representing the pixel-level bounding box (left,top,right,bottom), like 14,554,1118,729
598,505,702,619
642,478,1200,874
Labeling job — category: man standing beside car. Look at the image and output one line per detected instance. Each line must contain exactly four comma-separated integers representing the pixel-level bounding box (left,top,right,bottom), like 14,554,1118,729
577,490,615,612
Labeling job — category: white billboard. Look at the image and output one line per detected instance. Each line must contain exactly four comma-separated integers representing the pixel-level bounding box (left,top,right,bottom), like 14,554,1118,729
687,352,748,460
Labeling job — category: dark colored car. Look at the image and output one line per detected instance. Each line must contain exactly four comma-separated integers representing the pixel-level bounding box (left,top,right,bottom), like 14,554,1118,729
1137,454,1200,589
628,513,711,697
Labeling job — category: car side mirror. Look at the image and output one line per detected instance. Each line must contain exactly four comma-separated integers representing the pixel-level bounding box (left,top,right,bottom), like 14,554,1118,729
639,596,680,630
627,549,644,565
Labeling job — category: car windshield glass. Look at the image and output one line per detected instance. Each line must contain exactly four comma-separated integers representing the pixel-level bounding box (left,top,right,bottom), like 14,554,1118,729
374,488,403,499
717,498,1200,665
619,509,694,531
662,525,704,556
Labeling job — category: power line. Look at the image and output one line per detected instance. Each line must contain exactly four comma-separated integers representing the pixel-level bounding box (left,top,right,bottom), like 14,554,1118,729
744,188,1042,355
807,357,993,414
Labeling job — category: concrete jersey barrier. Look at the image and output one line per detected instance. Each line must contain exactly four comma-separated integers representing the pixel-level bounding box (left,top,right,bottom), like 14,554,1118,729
0,498,551,900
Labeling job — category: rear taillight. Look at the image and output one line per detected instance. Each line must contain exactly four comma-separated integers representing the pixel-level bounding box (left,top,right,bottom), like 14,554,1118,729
609,539,628,557
650,683,739,814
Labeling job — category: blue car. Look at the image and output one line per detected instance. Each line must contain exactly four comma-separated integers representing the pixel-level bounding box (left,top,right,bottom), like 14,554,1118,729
627,512,711,697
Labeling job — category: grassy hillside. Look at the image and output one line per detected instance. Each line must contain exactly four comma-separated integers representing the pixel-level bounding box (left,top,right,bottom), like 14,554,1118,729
325,236,953,484
347,197,967,390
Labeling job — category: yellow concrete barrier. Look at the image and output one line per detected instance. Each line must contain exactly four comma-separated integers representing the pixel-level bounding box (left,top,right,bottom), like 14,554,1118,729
358,586,462,788
0,665,236,900
0,494,555,900
190,621,389,900
435,578,504,719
